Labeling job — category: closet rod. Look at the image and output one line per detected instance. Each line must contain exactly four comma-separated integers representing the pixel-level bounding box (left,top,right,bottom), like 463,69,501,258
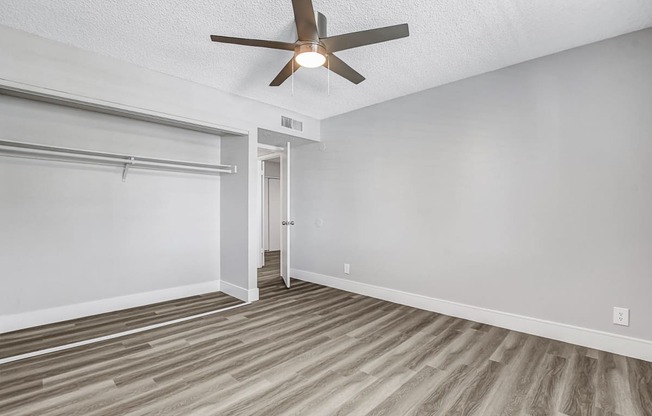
0,139,236,177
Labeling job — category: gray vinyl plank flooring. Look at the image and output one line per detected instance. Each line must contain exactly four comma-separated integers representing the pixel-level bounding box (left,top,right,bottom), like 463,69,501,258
1,250,651,415
0,291,243,359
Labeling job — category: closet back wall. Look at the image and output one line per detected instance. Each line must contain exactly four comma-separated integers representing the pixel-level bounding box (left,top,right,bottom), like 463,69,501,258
0,95,221,328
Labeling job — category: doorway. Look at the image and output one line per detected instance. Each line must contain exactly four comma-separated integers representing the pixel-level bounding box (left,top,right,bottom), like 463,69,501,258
257,128,313,291
257,141,291,289
259,156,282,282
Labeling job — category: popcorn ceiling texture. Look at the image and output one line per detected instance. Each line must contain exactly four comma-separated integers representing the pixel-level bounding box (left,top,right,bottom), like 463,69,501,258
1,0,651,120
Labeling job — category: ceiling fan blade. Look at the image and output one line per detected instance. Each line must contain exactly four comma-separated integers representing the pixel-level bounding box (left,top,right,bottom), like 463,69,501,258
270,58,300,86
322,23,409,52
325,54,365,84
291,0,319,42
210,35,295,51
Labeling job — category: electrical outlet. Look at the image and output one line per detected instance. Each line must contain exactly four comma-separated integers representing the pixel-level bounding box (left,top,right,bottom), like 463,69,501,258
344,263,350,275
613,307,629,326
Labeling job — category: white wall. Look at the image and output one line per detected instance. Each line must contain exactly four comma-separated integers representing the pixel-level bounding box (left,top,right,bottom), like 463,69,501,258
263,161,282,251
292,28,652,353
267,178,281,251
0,95,222,327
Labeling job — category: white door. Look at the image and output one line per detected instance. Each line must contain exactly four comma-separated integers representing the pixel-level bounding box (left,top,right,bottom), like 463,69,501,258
280,142,292,288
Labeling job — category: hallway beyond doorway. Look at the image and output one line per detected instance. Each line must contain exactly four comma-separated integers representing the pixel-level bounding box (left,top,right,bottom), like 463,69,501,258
258,251,280,283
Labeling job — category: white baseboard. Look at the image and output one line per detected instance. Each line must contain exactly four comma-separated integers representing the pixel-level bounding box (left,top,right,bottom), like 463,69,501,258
220,280,259,302
0,280,221,334
291,268,652,362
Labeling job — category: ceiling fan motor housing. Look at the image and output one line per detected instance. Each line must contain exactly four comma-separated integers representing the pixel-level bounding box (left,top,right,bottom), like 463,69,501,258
294,12,327,60
295,42,327,57
315,11,327,37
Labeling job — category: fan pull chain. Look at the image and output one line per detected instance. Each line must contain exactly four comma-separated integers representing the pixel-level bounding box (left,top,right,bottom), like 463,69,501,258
327,56,330,96
291,58,294,97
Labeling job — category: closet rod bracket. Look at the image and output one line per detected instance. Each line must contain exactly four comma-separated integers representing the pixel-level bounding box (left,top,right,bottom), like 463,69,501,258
122,157,135,182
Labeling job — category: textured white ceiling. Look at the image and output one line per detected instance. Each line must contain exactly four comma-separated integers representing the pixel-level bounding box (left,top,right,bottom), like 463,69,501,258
1,0,651,119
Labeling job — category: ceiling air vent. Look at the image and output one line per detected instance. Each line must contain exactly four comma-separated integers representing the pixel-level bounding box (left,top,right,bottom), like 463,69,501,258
281,116,303,132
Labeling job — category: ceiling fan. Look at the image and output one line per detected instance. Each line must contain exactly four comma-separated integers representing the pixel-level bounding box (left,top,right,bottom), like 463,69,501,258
210,0,409,86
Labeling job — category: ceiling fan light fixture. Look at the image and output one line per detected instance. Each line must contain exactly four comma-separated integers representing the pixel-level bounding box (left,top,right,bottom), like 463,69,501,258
210,0,410,86
296,51,326,68
295,43,326,68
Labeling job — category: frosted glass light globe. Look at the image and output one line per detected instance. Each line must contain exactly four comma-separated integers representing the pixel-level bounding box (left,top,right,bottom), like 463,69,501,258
295,51,326,68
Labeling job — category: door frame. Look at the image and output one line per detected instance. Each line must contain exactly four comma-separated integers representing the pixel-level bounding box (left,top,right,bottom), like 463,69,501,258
257,149,284,273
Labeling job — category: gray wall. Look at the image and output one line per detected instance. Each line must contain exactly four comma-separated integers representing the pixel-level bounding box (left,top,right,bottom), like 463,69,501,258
220,135,251,290
0,95,221,315
265,161,280,178
292,28,652,341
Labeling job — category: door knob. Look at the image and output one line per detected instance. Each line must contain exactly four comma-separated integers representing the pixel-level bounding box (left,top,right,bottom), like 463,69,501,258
282,221,295,226
289,221,295,226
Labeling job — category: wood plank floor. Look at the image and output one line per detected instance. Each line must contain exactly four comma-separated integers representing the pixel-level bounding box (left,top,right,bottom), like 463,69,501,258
0,252,650,415
259,250,281,281
0,291,243,359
